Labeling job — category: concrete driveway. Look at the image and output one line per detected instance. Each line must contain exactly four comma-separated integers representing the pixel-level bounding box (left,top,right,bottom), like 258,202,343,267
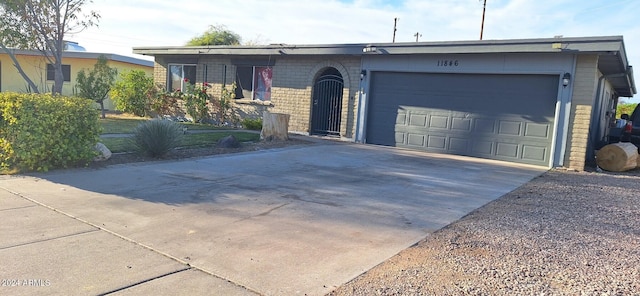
0,141,546,295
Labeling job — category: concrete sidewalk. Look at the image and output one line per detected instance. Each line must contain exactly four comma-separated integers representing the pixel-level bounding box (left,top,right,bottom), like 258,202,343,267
0,142,546,295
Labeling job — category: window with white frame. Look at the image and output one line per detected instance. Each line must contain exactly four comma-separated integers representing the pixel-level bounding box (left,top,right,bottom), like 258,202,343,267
168,64,197,91
235,66,272,101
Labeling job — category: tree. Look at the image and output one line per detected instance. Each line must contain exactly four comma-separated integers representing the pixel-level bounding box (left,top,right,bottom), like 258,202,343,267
617,101,638,119
109,70,155,117
75,55,117,118
186,25,241,46
0,0,99,94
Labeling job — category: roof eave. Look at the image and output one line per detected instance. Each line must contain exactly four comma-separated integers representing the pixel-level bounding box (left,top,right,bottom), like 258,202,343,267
133,35,627,56
1,48,154,67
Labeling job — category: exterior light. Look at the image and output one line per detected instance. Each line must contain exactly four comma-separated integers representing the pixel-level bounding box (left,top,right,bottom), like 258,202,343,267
360,70,367,80
562,73,571,87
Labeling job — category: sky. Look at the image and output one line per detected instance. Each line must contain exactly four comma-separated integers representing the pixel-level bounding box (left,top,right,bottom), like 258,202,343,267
70,0,639,101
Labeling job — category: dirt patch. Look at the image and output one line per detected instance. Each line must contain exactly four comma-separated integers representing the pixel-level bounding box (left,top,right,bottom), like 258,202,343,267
90,137,315,168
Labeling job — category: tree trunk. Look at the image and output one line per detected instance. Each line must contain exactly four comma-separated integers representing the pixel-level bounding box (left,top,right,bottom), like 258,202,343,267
100,101,106,119
260,111,290,141
0,44,40,93
596,142,639,172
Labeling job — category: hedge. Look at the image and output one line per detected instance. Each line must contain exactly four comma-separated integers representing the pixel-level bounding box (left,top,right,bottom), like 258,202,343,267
0,92,101,172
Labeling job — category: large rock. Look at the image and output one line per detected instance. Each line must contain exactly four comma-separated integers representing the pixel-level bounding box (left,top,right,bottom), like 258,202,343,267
93,142,112,161
217,135,241,148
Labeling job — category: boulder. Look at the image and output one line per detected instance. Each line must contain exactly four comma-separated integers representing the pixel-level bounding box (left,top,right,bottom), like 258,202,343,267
217,135,241,148
93,142,112,161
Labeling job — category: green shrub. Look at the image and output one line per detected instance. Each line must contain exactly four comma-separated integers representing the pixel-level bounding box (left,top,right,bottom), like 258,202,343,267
131,120,183,158
0,92,100,172
110,70,155,117
242,118,262,130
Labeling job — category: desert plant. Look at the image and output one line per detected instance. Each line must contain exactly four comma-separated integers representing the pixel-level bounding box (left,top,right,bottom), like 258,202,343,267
131,120,183,158
242,117,262,130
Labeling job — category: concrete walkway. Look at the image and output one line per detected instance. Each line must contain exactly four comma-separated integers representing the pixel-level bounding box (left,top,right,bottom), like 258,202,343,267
0,142,547,295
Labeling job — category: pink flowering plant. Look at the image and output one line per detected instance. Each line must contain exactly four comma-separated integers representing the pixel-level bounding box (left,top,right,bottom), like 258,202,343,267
171,79,211,122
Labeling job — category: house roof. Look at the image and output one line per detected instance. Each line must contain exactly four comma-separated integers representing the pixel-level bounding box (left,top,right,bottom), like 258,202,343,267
3,48,154,68
133,35,635,97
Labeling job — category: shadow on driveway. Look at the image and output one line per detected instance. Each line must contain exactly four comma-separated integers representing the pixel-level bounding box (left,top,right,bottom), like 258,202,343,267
3,143,547,295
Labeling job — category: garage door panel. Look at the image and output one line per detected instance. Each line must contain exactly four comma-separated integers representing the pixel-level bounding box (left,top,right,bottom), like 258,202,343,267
522,145,547,161
498,121,523,136
426,135,446,149
395,132,406,145
496,142,520,158
524,123,550,138
366,72,558,166
409,114,427,127
429,115,449,129
407,134,426,146
449,137,470,153
451,118,472,131
474,118,497,134
472,141,494,155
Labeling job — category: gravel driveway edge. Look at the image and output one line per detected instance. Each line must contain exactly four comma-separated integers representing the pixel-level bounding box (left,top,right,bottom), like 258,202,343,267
329,169,640,295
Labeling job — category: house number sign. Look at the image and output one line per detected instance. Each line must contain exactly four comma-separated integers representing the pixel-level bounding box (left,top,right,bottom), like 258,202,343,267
436,60,459,67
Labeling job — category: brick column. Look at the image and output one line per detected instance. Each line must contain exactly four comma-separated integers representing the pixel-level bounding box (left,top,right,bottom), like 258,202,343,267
564,55,599,170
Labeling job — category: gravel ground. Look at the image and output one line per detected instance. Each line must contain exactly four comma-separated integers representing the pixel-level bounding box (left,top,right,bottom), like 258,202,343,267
330,168,640,295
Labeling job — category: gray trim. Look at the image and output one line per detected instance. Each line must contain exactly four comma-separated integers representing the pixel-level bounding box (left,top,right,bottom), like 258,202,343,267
230,58,276,66
134,36,626,57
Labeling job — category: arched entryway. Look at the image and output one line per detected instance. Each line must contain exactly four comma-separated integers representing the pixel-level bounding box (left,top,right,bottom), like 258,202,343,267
310,68,344,136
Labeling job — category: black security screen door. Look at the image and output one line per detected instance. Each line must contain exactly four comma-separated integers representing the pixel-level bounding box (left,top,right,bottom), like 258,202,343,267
311,68,344,136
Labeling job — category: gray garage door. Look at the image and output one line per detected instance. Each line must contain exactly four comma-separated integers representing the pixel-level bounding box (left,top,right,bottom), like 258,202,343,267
366,72,559,166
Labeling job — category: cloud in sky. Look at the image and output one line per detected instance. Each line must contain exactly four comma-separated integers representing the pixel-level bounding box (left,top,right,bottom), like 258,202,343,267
72,0,639,74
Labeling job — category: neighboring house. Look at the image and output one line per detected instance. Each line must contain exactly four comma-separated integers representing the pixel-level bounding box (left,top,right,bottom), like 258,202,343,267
133,35,636,170
0,48,153,110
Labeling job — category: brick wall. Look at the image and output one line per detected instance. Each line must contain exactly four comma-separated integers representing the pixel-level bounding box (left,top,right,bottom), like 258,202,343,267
564,55,599,170
268,57,361,138
152,55,362,138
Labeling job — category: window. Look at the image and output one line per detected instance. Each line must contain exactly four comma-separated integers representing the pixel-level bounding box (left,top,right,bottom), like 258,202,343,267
235,66,272,101
46,64,71,82
168,64,197,91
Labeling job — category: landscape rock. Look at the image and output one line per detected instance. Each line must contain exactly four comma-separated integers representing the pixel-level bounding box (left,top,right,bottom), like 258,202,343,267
216,135,241,148
93,142,112,161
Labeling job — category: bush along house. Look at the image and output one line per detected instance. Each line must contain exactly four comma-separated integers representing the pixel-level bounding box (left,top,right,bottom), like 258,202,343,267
133,35,636,171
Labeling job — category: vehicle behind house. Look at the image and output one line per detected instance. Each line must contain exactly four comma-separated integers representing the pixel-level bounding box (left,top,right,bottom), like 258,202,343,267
621,104,640,150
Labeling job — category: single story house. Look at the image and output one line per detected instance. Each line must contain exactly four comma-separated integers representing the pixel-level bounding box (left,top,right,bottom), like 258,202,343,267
0,47,153,109
133,35,636,170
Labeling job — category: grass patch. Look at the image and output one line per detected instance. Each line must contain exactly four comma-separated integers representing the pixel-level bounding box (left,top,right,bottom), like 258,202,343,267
100,132,260,153
100,137,133,153
100,114,229,134
100,117,148,134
